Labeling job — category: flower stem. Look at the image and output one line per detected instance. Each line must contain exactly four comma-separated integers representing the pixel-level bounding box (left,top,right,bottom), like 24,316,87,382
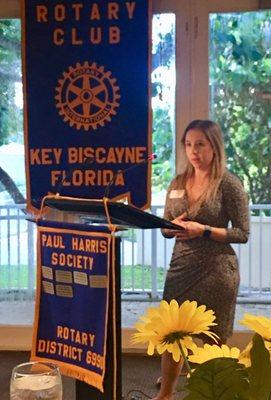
178,342,192,375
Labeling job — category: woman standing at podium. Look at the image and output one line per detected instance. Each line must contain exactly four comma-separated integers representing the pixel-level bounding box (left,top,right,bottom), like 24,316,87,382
153,119,250,400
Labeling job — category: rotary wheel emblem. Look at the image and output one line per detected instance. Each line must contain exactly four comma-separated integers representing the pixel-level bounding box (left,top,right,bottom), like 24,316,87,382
55,61,120,131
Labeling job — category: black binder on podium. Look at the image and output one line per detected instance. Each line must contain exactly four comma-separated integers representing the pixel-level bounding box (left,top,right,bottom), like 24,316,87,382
44,196,184,230
43,196,183,400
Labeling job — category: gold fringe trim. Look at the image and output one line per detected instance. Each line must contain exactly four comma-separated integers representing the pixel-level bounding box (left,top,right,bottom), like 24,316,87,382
59,366,104,392
111,235,117,400
31,355,104,392
31,229,43,361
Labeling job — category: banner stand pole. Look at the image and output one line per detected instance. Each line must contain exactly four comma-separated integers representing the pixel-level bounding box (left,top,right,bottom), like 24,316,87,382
75,236,122,400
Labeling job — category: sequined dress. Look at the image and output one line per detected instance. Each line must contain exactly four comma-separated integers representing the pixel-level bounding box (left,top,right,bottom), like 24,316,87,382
162,171,249,341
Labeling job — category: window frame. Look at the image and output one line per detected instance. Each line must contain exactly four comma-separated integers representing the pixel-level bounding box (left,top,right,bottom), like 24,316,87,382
0,0,20,18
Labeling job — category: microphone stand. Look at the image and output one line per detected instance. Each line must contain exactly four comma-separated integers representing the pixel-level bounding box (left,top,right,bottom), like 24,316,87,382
104,154,157,200
102,153,156,230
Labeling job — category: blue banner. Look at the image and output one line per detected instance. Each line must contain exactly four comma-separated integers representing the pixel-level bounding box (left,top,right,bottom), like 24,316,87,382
22,0,151,213
32,223,115,392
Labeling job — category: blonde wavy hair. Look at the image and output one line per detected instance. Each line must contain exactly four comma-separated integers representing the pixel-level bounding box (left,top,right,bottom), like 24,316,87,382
180,119,226,216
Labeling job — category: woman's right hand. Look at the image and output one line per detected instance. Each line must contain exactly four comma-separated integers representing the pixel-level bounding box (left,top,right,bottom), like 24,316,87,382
163,213,187,237
172,213,188,225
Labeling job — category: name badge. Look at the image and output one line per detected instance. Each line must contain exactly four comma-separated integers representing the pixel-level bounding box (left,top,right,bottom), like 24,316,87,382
169,189,185,199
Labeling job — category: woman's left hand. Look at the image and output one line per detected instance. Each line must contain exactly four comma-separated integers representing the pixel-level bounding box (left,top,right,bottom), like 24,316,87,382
176,220,205,240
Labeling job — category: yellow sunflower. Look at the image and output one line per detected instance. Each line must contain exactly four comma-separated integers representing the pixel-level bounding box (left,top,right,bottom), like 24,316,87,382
239,313,271,340
188,343,240,364
132,299,218,362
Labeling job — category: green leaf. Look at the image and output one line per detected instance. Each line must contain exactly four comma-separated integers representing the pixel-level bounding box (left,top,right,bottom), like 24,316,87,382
248,333,271,400
184,358,249,400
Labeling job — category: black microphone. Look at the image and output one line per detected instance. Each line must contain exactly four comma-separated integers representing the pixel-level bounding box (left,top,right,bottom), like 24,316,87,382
104,153,157,199
54,156,95,195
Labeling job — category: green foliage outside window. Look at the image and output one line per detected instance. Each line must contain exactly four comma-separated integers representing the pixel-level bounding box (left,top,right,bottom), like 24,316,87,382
0,19,25,202
151,14,175,194
0,19,22,145
210,12,271,204
152,107,174,191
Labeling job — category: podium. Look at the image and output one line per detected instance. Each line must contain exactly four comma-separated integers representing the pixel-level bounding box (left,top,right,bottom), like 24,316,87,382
44,197,183,230
42,197,183,399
